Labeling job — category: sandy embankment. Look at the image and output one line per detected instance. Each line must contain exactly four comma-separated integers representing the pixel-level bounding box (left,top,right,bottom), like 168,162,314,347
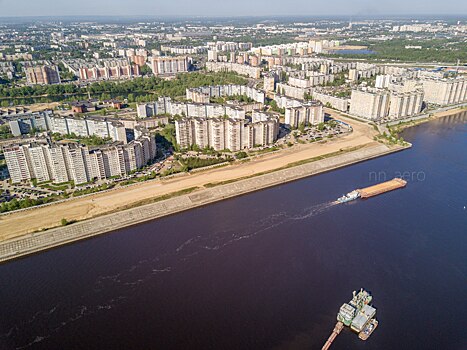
427,107,466,119
0,112,377,240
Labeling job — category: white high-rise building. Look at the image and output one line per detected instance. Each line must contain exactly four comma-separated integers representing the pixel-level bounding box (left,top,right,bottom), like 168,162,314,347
350,89,390,120
48,145,70,184
388,90,424,120
421,77,467,105
64,144,89,185
284,101,325,128
27,145,52,183
175,115,279,152
4,134,157,184
150,56,190,75
375,74,393,89
3,145,32,183
207,50,218,62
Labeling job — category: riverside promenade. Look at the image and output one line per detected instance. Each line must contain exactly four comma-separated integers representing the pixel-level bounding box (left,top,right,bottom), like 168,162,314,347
0,143,405,263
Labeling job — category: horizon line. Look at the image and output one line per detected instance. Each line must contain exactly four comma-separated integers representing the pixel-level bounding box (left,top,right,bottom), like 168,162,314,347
1,14,466,19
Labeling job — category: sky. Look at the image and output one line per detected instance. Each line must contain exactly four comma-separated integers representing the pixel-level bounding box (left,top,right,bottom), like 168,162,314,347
0,0,466,17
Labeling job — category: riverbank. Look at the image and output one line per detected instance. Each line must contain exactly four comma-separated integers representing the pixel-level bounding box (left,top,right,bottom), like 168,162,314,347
0,113,378,239
0,142,407,263
387,105,467,133
1,106,465,262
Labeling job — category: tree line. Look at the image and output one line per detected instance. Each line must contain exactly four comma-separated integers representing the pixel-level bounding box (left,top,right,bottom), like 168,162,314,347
0,71,248,101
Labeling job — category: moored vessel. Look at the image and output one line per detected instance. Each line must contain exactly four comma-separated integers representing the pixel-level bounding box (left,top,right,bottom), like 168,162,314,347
350,303,376,333
324,289,377,349
358,318,378,340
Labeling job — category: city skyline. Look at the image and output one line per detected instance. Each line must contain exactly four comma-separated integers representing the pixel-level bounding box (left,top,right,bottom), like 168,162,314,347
1,0,467,17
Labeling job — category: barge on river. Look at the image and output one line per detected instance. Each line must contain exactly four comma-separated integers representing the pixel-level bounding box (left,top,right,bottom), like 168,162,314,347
336,178,407,203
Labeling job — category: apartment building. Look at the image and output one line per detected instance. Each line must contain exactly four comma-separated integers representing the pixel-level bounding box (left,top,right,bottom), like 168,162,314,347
388,90,424,120
79,63,140,81
136,98,175,118
350,89,390,120
421,77,467,105
25,65,61,85
207,50,218,62
186,85,266,104
312,91,349,112
276,82,310,100
207,41,253,52
273,95,303,109
150,56,190,75
375,74,394,89
7,113,127,143
48,145,70,184
288,73,334,88
137,103,158,118
3,145,33,183
64,144,89,185
175,115,279,152
6,111,52,136
263,75,276,92
137,98,247,120
130,55,147,67
4,134,156,184
284,101,325,128
161,45,207,55
205,61,261,79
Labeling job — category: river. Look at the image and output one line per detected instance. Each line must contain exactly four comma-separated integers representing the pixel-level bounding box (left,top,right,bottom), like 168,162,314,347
0,112,466,350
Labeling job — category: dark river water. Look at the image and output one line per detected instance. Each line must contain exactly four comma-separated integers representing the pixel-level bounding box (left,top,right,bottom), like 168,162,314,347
0,113,466,350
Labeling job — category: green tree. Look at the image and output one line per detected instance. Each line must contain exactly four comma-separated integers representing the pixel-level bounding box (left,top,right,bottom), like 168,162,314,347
298,122,306,133
235,151,248,159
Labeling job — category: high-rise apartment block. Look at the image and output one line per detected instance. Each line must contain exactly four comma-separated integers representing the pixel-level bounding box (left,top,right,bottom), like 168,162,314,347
350,87,426,120
421,77,467,105
186,85,265,104
175,113,279,152
350,89,390,120
137,103,159,118
6,110,52,136
150,56,190,75
25,65,61,85
7,113,127,143
3,144,35,183
375,74,394,89
207,50,218,62
130,55,147,67
284,101,325,128
79,63,140,81
264,75,276,92
388,90,424,120
4,134,156,184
